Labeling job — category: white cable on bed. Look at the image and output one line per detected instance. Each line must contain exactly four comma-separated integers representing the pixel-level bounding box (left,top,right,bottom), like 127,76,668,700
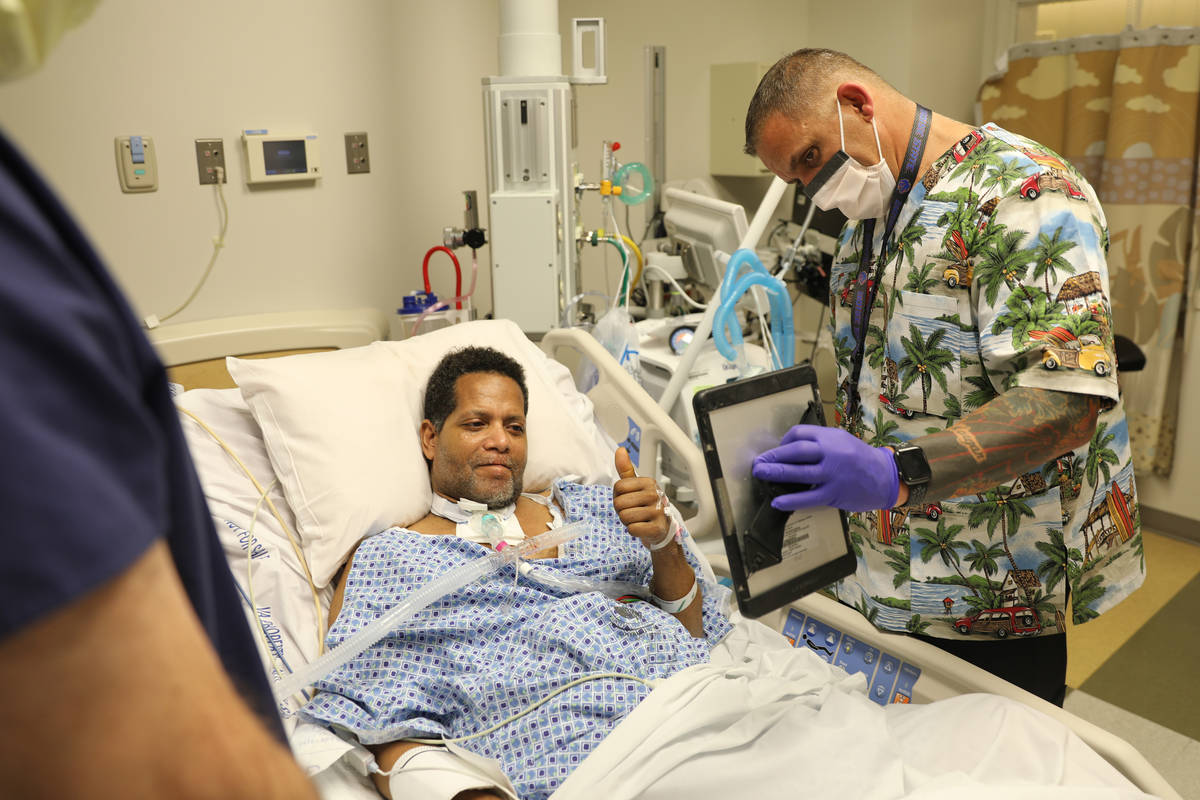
177,406,327,655
400,672,654,747
245,480,290,679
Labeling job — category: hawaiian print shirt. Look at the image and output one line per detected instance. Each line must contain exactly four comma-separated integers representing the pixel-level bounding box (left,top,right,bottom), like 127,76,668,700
829,123,1144,640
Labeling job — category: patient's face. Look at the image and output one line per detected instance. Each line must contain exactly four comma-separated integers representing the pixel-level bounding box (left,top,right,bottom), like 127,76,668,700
422,372,528,508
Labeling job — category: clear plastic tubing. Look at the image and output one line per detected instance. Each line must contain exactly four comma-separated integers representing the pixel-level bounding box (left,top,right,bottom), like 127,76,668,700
273,521,590,702
519,562,648,600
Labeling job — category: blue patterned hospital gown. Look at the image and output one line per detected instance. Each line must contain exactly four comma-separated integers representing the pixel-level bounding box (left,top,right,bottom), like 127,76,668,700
301,480,732,800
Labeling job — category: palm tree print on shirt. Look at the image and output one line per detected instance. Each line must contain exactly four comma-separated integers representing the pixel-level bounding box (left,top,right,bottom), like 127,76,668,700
975,228,1033,305
898,324,955,414
963,485,1036,574
1029,227,1078,296
991,288,1067,350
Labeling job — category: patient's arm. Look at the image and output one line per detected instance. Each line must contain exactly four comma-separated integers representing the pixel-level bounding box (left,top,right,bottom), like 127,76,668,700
613,448,704,638
0,540,318,800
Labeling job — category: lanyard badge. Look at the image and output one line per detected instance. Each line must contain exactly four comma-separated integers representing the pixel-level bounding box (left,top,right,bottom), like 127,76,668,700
844,105,932,423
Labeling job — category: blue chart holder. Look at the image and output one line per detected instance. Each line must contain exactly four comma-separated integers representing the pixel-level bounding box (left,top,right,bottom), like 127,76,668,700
782,608,921,705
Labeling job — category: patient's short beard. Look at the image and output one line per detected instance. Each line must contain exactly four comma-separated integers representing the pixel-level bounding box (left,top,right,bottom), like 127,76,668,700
435,468,523,509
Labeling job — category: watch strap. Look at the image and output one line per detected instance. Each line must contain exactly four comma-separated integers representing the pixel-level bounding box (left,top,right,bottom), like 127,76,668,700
904,480,927,507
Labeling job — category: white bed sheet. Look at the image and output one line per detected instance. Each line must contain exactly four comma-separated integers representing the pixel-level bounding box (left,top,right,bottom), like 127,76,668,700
293,616,1153,800
551,617,1151,800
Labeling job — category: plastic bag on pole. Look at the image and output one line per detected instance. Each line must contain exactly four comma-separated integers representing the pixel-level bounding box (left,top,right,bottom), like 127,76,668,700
577,305,641,393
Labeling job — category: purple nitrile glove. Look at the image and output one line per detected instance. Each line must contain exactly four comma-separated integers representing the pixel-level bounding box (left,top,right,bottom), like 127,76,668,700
752,424,900,512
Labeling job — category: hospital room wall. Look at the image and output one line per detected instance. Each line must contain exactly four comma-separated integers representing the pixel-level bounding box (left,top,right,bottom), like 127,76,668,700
0,1,499,326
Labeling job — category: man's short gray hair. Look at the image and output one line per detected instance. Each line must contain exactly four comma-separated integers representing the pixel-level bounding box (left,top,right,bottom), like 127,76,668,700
743,49,884,156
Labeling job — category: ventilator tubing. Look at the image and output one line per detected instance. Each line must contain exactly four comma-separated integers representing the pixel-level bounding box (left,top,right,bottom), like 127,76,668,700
273,521,591,702
713,272,794,370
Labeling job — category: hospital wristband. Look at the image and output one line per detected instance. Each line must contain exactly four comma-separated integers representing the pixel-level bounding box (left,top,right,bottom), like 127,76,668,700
651,575,699,614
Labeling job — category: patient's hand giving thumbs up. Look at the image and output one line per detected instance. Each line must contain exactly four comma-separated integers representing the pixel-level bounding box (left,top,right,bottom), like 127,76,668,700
612,446,671,549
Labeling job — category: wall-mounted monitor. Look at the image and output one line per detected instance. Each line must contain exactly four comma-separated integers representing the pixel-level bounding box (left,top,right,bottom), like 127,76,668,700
242,130,321,184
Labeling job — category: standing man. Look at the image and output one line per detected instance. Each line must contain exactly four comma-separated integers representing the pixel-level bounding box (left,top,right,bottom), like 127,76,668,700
743,49,1142,705
0,2,317,796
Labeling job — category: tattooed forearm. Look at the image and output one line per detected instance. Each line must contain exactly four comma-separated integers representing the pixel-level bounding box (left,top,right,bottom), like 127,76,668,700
919,387,1101,501
951,425,986,464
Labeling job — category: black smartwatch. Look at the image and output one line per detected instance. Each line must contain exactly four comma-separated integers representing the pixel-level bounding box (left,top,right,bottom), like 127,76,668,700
893,443,932,508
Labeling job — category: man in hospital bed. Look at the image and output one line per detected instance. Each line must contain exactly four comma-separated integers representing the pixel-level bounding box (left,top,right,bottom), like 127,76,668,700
302,346,1151,800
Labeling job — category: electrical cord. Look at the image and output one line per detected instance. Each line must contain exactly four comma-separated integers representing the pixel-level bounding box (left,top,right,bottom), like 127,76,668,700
401,672,655,746
145,167,228,328
177,406,327,654
240,477,316,704
231,579,312,705
637,208,663,249
643,263,706,310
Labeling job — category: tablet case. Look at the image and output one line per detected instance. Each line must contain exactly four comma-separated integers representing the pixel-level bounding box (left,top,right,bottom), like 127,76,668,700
693,364,855,617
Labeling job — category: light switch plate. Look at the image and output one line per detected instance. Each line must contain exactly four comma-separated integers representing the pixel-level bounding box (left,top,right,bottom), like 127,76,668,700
194,138,227,184
115,135,158,193
344,131,370,174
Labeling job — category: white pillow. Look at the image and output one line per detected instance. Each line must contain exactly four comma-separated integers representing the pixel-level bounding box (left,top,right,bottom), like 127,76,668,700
174,388,331,735
228,319,619,588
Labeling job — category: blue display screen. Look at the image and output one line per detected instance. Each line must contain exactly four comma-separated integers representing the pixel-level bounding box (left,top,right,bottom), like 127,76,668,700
263,140,306,175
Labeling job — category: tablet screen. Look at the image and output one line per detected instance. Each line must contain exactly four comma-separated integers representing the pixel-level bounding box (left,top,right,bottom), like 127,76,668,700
695,365,854,616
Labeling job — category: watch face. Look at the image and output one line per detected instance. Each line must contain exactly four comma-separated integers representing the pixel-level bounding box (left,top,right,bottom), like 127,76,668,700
896,446,932,484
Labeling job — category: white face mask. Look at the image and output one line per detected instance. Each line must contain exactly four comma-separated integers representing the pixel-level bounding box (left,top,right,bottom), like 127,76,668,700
803,96,896,220
0,0,98,82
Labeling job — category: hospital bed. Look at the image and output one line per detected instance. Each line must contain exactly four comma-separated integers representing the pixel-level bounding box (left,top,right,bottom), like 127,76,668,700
152,312,1181,800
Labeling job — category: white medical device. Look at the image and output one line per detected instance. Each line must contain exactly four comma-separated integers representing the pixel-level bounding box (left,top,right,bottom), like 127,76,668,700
483,2,607,334
241,130,321,184
662,188,749,289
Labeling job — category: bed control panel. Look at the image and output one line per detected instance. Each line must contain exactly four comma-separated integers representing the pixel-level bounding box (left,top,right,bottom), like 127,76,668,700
781,608,921,705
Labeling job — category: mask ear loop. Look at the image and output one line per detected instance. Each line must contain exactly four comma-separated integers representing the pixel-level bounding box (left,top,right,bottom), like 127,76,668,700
869,112,886,164
839,94,887,165
836,95,847,150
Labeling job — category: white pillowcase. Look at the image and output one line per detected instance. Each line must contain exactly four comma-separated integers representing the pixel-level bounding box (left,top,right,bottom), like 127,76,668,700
228,319,619,588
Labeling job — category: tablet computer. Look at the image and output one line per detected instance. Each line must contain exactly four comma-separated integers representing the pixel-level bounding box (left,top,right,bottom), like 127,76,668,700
693,364,855,618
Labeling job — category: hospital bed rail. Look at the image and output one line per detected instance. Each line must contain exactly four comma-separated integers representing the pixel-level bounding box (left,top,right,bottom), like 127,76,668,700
707,553,1182,800
541,326,717,542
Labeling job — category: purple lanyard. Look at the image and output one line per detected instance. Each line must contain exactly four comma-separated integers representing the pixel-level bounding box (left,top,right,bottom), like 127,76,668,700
844,105,932,424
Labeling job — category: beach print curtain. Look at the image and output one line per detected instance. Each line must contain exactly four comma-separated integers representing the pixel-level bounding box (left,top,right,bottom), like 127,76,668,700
979,28,1200,478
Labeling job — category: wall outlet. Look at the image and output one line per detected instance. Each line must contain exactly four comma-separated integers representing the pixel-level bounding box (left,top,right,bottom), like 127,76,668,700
195,138,226,184
345,131,370,174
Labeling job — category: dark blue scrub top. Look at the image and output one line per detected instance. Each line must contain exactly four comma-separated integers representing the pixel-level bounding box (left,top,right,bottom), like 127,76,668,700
0,129,283,739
